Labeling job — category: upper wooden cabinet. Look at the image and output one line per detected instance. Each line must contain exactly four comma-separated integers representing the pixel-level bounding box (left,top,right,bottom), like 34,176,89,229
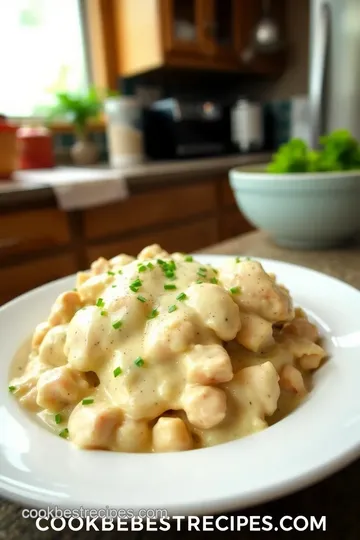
115,0,286,77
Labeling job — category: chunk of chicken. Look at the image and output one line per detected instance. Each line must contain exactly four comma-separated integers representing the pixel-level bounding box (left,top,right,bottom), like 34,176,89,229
219,260,294,323
144,311,195,362
38,325,68,367
281,317,319,342
32,322,51,350
106,293,149,329
65,306,112,371
280,364,307,396
153,417,193,452
185,283,241,341
36,365,90,411
76,271,91,289
137,244,169,261
68,403,123,450
182,385,227,429
78,273,112,304
236,313,274,352
114,419,151,452
91,257,109,275
299,353,324,371
19,387,40,412
227,361,280,418
10,355,49,400
278,335,326,370
48,291,82,326
109,254,135,269
185,344,233,385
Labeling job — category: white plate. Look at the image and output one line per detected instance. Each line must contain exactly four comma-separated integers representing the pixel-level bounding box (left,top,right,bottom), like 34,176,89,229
1,256,360,515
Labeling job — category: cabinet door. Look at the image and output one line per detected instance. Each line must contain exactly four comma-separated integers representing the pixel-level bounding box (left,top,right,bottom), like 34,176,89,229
233,0,286,74
206,0,237,62
161,0,209,56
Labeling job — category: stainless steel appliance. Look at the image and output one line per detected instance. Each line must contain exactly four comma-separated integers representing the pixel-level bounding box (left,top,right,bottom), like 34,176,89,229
231,99,264,152
143,98,231,160
309,0,360,146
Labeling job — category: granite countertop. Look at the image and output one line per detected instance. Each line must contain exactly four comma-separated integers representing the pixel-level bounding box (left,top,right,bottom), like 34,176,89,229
0,152,269,212
1,231,359,539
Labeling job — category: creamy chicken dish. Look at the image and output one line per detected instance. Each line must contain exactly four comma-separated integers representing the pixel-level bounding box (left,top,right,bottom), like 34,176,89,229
9,245,326,453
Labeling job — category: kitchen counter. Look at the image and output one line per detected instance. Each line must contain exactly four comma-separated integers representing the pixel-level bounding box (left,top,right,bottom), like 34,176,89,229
0,152,269,212
1,230,359,539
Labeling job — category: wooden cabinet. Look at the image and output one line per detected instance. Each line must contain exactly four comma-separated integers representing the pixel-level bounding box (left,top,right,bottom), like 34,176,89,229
0,254,76,306
0,174,255,305
116,0,286,76
87,217,219,262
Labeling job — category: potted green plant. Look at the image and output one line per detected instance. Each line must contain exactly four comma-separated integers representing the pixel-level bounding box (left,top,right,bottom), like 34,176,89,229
50,88,102,165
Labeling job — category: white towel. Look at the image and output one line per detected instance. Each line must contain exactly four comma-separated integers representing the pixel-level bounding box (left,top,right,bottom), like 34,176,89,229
14,167,129,210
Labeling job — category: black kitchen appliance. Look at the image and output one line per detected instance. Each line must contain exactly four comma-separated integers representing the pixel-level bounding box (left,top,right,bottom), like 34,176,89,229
143,98,231,160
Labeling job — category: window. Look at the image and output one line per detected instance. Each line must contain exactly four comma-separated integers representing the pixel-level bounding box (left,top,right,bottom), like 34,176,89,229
0,0,90,118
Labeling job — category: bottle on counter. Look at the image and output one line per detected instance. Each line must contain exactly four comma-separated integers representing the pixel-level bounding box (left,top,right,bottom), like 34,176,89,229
0,115,18,180
17,125,55,169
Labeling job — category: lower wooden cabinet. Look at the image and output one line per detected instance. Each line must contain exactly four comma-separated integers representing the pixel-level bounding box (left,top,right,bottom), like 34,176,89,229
87,217,218,262
220,207,254,240
0,254,77,306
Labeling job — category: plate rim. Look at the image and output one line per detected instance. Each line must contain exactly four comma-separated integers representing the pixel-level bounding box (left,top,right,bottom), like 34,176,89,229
1,254,360,515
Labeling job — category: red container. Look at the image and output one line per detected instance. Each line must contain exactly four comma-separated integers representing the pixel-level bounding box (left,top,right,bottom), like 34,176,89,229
0,119,17,180
17,126,55,169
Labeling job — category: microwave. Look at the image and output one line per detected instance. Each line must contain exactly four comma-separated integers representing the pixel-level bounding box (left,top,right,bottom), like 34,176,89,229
143,98,231,160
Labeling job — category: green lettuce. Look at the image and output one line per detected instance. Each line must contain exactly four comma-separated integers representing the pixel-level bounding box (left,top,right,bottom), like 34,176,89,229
267,130,360,174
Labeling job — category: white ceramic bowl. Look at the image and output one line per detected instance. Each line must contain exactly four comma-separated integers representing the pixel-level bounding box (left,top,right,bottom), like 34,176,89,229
229,165,360,249
1,255,360,515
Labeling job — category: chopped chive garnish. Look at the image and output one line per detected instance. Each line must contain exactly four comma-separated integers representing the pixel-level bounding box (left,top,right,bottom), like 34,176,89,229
147,262,154,270
165,270,175,278
59,428,69,439
82,398,94,405
112,320,123,329
8,385,16,393
96,298,104,307
157,259,165,266
113,366,122,377
130,278,142,292
169,261,176,270
196,280,204,284
118,269,123,274
199,267,207,272
164,283,177,290
111,285,117,288
230,286,241,294
138,265,147,272
235,257,241,263
107,271,115,276
176,292,187,302
137,295,146,303
213,268,219,275
55,413,62,425
100,310,108,317
148,308,159,319
210,277,218,284
168,304,177,313
73,288,77,291
197,270,207,277
246,257,252,261
134,357,145,367
184,255,193,262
